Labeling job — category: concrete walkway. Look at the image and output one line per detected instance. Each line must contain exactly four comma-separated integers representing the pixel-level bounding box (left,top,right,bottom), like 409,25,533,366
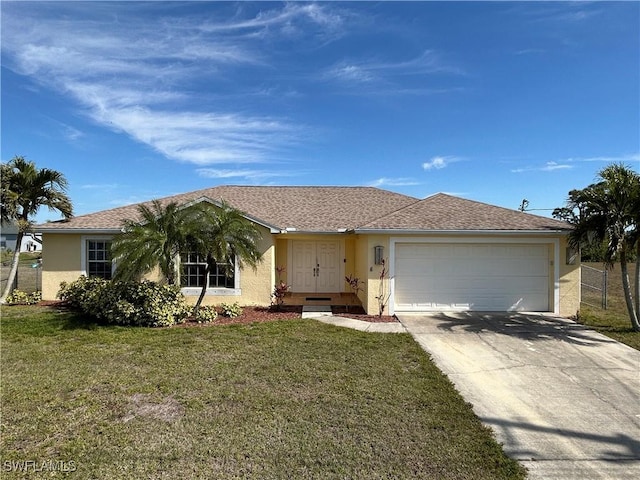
398,312,640,480
302,306,406,333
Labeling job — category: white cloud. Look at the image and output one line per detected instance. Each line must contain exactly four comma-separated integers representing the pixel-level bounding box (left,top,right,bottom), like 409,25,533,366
511,161,573,173
541,161,572,171
367,177,420,187
195,168,297,181
423,156,458,171
324,50,464,89
565,153,640,164
511,153,640,174
1,3,327,167
80,183,120,190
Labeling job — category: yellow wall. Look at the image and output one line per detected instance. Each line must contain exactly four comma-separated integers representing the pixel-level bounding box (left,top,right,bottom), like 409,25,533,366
42,229,580,316
41,233,84,300
41,227,276,307
558,236,581,317
275,238,288,284
360,235,391,316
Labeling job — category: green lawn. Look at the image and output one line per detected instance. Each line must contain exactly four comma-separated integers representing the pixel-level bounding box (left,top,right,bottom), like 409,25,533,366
0,305,525,479
579,262,640,350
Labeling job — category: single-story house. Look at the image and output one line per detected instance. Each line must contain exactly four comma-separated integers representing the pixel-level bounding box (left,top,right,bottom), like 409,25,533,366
1,221,42,252
37,186,580,316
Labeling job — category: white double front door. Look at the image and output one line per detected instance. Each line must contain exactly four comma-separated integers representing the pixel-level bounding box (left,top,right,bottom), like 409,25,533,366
290,240,341,293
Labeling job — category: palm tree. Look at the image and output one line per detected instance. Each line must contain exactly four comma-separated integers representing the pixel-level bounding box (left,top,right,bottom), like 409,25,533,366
554,163,640,331
188,201,263,314
1,156,73,303
111,200,201,285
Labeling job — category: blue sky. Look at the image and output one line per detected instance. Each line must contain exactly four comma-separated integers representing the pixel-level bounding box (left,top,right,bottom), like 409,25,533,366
2,1,638,223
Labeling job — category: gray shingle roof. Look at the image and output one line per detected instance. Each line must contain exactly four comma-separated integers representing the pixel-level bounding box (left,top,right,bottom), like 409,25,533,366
37,186,418,233
37,187,570,233
357,193,570,231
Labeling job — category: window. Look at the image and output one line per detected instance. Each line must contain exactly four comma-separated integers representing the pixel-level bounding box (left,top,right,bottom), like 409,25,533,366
87,240,113,279
180,252,235,289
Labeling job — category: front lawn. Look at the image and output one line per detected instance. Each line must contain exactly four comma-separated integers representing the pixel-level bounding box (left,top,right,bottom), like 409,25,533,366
0,305,525,479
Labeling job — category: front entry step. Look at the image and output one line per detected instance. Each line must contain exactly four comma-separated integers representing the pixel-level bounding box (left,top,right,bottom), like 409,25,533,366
302,305,333,318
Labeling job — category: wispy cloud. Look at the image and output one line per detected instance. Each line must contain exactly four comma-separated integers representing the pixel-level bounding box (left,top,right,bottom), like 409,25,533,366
422,156,460,171
1,3,346,166
324,50,464,92
564,153,640,164
80,183,120,190
196,168,300,182
512,153,640,174
367,177,420,188
511,161,573,173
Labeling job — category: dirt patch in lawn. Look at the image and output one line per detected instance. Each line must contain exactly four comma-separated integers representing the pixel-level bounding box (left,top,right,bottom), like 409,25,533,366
122,394,184,423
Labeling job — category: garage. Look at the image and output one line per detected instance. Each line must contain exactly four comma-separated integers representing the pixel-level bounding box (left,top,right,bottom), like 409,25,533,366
393,242,550,312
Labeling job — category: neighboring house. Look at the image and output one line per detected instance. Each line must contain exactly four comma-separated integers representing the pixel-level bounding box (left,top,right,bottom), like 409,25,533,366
0,222,42,252
36,186,580,316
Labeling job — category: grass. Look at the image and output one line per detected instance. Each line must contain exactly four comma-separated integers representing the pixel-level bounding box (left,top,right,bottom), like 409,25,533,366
579,262,640,350
0,305,525,479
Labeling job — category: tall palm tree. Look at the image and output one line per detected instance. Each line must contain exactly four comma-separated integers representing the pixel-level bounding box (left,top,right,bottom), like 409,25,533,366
554,163,640,331
111,200,201,285
188,201,263,313
1,156,73,303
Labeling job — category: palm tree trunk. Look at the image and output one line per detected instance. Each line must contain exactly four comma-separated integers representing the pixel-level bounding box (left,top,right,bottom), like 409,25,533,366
193,261,211,315
635,242,639,321
0,230,24,303
619,248,640,331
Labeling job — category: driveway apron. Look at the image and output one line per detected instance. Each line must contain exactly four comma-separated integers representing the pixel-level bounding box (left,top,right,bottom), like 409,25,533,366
398,312,640,480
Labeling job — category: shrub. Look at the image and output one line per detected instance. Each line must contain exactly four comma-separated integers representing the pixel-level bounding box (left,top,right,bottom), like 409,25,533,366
220,302,243,318
58,276,108,311
57,277,189,327
195,305,218,323
5,289,41,305
271,282,290,310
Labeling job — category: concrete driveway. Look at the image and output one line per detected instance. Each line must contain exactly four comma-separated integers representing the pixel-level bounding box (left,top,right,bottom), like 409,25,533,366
398,312,640,480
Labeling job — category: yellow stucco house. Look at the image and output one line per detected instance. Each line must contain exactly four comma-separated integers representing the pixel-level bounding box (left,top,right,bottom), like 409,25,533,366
37,186,580,317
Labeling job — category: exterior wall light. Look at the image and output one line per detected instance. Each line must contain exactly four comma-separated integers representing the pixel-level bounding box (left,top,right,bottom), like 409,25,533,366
374,245,384,265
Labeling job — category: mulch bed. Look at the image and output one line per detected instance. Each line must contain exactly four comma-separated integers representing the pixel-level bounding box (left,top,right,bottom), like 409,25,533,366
34,301,398,326
180,305,398,327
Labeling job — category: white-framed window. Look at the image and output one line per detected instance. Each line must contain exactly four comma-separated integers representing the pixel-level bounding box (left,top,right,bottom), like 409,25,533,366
180,252,239,295
81,237,114,280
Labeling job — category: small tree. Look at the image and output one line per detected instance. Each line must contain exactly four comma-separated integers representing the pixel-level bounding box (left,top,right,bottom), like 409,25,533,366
188,201,263,315
272,266,290,311
1,157,73,303
553,163,640,331
375,259,391,317
345,274,363,312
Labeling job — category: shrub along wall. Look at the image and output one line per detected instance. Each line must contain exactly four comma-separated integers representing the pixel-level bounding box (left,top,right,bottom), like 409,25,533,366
58,276,189,327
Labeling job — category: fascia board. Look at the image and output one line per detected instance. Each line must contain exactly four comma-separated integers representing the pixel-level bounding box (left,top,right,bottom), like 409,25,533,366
353,228,570,235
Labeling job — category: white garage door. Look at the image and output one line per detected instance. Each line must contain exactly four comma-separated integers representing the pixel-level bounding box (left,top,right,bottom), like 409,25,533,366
394,243,549,312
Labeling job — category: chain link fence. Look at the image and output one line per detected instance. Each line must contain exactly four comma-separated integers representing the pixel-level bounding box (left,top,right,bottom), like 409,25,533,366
0,258,43,295
581,264,608,309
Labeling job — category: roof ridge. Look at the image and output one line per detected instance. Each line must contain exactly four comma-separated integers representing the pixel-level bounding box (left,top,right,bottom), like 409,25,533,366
356,197,422,229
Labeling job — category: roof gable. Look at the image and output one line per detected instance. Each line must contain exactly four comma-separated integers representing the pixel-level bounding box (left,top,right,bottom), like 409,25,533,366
358,193,570,232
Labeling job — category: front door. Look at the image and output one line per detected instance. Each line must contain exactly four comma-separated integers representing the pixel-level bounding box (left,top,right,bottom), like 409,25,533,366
290,241,341,292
